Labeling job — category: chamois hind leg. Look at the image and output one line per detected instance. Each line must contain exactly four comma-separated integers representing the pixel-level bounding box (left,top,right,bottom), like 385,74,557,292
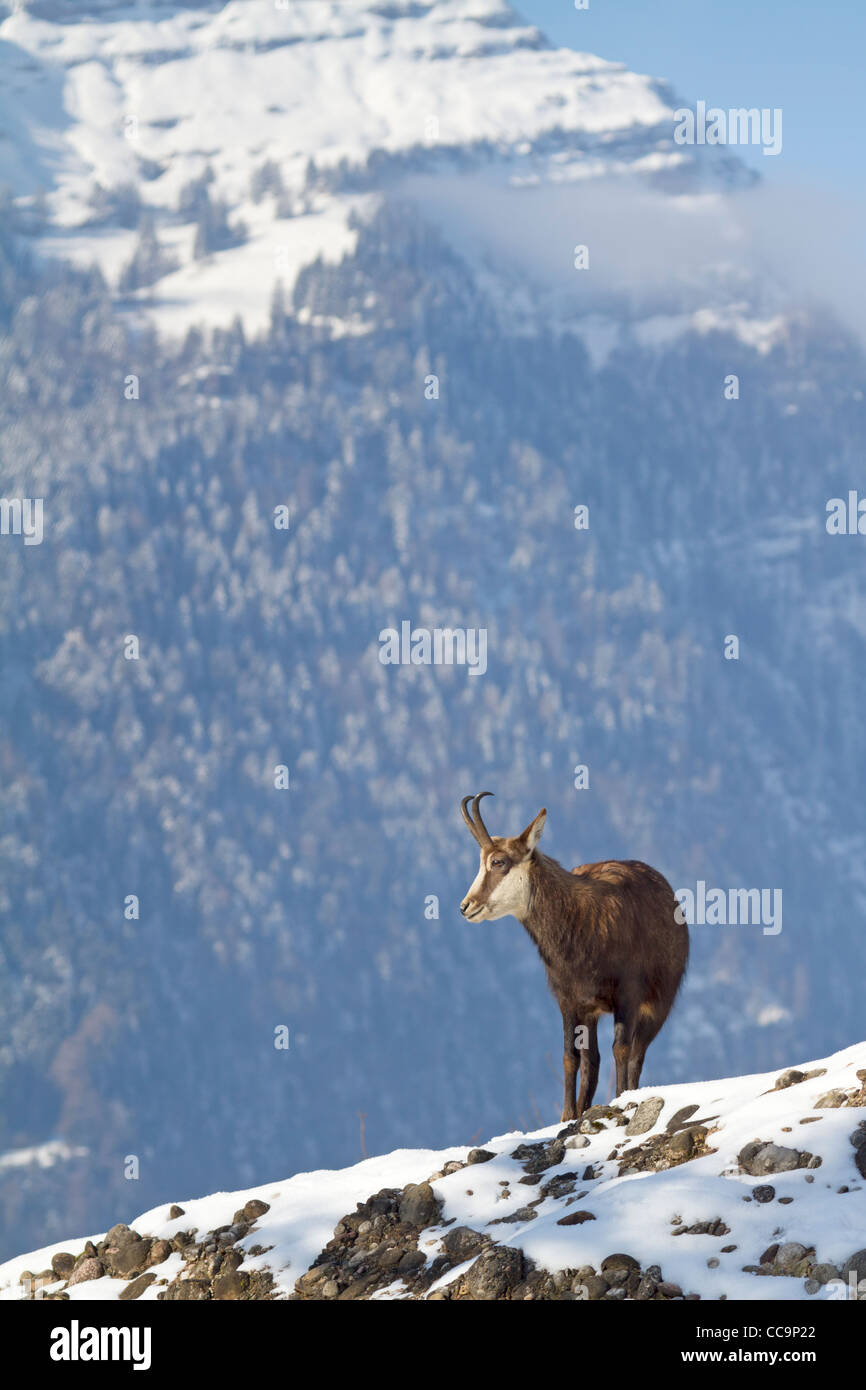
612,1008,633,1097
575,1016,600,1116
626,1005,663,1092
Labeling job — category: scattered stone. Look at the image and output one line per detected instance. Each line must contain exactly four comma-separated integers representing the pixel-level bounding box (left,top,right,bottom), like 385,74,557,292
665,1104,700,1133
242,1199,270,1223
68,1258,104,1285
738,1142,816,1176
601,1253,640,1279
626,1097,665,1136
168,1205,185,1220
850,1123,866,1179
462,1246,525,1300
815,1090,847,1108
108,1238,151,1278
774,1069,805,1090
161,1278,212,1301
213,1271,249,1299
556,1210,595,1227
490,1205,537,1225
466,1148,495,1165
540,1173,577,1199
50,1252,76,1279
119,1273,157,1302
398,1182,439,1228
775,1242,808,1273
511,1139,565,1174
772,1068,825,1090
443,1227,489,1261
753,1185,775,1203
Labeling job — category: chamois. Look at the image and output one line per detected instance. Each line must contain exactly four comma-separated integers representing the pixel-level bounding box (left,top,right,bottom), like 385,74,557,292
459,793,688,1121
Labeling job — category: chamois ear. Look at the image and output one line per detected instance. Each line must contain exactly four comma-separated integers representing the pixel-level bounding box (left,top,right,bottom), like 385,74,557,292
520,808,546,854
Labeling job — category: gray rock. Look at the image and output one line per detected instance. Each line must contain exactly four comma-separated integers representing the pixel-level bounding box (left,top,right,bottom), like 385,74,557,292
564,1134,589,1150
555,1209,595,1227
398,1181,439,1228
109,1238,151,1278
601,1252,640,1278
665,1104,700,1133
775,1242,807,1272
814,1090,847,1108
213,1271,250,1299
810,1263,841,1284
50,1252,76,1279
774,1069,805,1090
119,1272,157,1302
104,1224,139,1251
242,1199,270,1222
397,1249,426,1274
738,1142,807,1176
443,1226,489,1261
851,1123,866,1179
68,1258,104,1286
463,1246,525,1300
752,1185,776,1203
466,1148,495,1165
494,1205,537,1224
842,1250,866,1286
626,1097,665,1136
161,1278,211,1301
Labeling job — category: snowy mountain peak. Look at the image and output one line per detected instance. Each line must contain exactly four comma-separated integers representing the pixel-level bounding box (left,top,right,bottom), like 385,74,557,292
0,0,752,335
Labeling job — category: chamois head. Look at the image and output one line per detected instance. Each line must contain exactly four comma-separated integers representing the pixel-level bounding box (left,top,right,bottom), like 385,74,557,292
459,792,546,922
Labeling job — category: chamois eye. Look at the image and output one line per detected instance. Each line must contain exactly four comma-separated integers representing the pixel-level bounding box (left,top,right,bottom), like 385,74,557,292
490,858,507,870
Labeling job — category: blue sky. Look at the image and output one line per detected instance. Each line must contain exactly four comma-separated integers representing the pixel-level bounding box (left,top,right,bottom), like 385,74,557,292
518,0,864,190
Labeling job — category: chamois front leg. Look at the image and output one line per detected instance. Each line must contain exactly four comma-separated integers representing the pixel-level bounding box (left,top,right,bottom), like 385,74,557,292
575,1016,600,1117
561,1009,578,1122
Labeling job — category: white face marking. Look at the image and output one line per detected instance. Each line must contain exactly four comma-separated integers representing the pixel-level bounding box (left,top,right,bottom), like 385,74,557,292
462,853,532,922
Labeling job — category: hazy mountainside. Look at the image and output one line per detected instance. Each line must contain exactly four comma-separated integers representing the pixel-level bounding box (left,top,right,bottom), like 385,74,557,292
1,191,865,1261
3,1042,865,1302
1,0,865,1266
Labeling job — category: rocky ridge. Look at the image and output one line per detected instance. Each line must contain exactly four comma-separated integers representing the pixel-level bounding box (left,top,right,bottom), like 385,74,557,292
7,1047,865,1303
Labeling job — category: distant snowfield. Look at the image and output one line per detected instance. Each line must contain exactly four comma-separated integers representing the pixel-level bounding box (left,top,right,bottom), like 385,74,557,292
0,0,757,340
2,1041,864,1301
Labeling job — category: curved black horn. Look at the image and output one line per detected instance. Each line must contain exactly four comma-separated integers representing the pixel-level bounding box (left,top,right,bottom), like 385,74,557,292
461,791,494,846
460,794,479,840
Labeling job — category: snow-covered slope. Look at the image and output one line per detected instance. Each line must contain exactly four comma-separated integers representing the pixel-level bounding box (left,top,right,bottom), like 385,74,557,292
4,1042,864,1301
0,0,753,335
